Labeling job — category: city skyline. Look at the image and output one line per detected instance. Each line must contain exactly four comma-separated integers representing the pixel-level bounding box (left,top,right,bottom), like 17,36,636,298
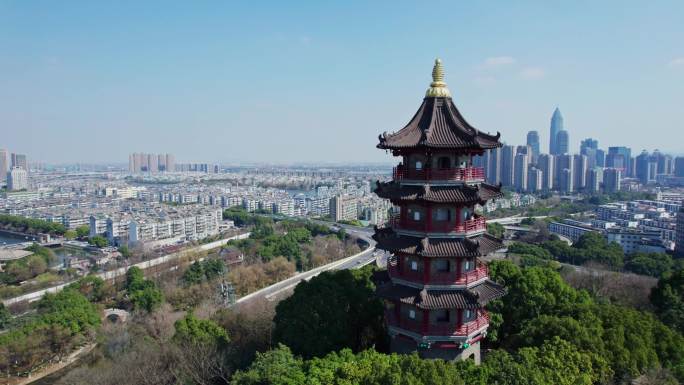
1,1,684,163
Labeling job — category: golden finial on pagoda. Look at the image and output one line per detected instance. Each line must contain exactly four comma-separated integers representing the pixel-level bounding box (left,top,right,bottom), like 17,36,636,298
425,58,451,98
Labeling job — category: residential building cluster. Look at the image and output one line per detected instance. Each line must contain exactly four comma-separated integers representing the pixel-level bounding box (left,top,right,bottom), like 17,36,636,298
1,167,395,251
549,190,684,254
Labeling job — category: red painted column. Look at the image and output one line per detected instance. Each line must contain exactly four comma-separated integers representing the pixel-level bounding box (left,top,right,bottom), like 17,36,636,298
456,257,462,281
423,258,430,284
457,309,463,328
422,309,429,334
400,205,407,227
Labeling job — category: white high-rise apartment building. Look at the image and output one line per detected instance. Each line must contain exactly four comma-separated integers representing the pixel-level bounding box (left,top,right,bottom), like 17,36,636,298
514,153,528,192
0,149,7,184
7,167,28,191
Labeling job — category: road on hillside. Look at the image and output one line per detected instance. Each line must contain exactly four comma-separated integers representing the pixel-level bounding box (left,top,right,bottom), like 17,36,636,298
233,223,378,307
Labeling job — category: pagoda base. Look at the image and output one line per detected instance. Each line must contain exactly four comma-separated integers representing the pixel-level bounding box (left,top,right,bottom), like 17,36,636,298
390,335,481,364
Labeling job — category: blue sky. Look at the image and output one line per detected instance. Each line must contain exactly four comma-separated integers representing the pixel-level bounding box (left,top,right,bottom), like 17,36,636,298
1,1,683,164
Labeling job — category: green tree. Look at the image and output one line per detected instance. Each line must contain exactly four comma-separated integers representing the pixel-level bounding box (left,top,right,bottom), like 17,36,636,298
650,269,684,334
231,344,306,385
486,337,612,385
125,266,145,290
67,275,109,302
624,252,674,277
125,266,163,312
507,242,553,260
37,289,101,334
488,261,591,341
0,304,10,329
64,229,77,240
88,235,109,248
174,313,229,346
75,225,90,238
129,285,164,312
487,222,505,238
273,266,385,358
118,245,131,258
203,258,225,280
182,261,205,286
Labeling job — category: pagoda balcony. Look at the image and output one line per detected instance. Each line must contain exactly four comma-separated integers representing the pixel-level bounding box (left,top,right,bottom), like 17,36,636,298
388,259,489,286
385,311,490,337
392,166,485,183
389,215,486,235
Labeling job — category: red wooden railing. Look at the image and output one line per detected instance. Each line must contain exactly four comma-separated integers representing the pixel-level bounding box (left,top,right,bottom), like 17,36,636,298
428,264,489,285
393,166,485,182
387,259,489,286
386,310,490,336
389,214,486,234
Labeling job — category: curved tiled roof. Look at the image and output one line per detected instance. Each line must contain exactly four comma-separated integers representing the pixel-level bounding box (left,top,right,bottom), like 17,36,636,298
372,227,503,257
376,279,506,310
377,97,502,151
374,181,503,204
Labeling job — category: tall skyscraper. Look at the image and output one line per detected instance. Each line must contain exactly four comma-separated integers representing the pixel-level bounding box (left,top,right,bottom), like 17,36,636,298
538,154,554,191
147,154,158,172
603,168,621,193
556,130,569,155
595,149,606,167
580,138,599,168
165,154,175,172
128,154,136,173
482,148,501,185
586,167,602,193
514,153,529,192
580,138,598,155
10,153,27,170
527,167,543,192
549,107,563,155
501,145,517,188
0,149,7,184
654,151,673,175
607,147,631,176
560,168,574,194
555,154,574,190
157,154,166,171
635,150,654,184
129,153,175,173
573,154,588,191
675,157,684,177
526,131,540,164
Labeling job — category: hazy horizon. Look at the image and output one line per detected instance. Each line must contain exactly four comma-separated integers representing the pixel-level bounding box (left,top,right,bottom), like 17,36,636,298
2,1,683,164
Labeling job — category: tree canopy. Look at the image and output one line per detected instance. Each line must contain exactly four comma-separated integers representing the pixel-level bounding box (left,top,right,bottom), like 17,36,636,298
273,266,385,359
125,267,163,312
650,269,684,335
174,313,229,346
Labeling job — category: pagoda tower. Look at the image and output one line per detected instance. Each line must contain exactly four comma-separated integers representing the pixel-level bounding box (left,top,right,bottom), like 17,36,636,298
373,59,506,363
